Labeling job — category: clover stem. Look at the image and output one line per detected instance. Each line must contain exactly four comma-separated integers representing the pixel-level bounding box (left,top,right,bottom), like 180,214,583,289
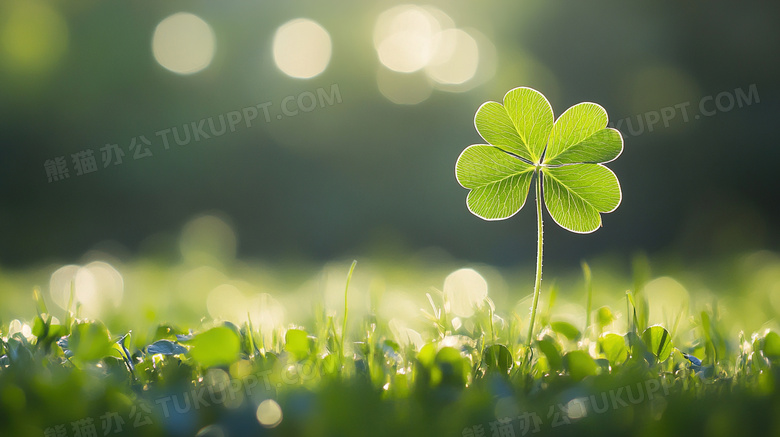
341,260,357,362
526,170,544,361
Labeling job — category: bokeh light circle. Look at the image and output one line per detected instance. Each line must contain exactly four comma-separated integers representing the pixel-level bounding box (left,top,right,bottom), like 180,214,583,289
152,12,216,75
0,0,69,74
49,265,80,311
179,214,237,264
373,6,495,102
374,5,441,73
273,18,332,79
49,262,124,319
444,268,488,318
256,399,283,428
426,29,479,85
206,284,245,322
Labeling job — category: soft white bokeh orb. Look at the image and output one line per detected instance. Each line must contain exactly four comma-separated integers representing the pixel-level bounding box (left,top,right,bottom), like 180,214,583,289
256,399,283,428
373,5,492,102
645,276,690,329
75,262,124,318
49,264,80,311
444,268,488,318
7,319,33,340
180,214,237,264
49,262,123,318
374,5,444,73
152,12,215,75
206,284,245,322
273,18,332,79
426,29,479,85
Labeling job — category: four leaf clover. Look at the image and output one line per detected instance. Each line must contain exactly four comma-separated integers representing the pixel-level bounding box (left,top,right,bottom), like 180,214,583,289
455,87,623,233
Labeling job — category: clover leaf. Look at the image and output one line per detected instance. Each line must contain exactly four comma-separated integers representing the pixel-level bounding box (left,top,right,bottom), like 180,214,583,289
456,87,623,233
454,87,624,367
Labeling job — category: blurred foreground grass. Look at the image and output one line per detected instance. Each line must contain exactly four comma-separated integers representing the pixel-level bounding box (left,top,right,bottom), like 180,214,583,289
1,219,780,436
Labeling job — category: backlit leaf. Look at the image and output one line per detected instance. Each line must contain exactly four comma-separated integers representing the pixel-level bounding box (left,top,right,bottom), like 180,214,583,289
642,325,673,362
456,145,534,220
189,326,241,368
482,344,513,375
563,350,598,381
474,87,554,163
542,164,621,233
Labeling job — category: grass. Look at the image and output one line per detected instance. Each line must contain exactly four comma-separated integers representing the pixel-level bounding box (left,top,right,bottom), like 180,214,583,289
1,250,780,436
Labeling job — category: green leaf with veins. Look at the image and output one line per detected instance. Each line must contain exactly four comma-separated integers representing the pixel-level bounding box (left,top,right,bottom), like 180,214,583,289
543,164,621,233
455,145,534,220
456,87,623,233
474,87,554,162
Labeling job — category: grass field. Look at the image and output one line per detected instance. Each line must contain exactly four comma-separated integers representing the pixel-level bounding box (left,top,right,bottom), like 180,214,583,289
1,246,780,437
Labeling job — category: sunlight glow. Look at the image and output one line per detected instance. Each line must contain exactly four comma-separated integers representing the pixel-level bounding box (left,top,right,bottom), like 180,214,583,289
645,276,690,329
273,19,332,79
152,12,215,75
247,293,285,348
206,284,245,322
0,0,68,74
389,318,425,350
176,265,227,303
377,290,418,322
180,214,237,264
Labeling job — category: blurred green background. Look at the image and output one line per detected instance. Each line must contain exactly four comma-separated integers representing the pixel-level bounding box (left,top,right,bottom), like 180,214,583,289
1,0,778,271
3,5,780,436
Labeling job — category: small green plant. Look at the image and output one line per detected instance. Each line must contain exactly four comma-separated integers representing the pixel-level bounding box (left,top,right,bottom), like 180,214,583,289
455,87,623,356
3,256,780,436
